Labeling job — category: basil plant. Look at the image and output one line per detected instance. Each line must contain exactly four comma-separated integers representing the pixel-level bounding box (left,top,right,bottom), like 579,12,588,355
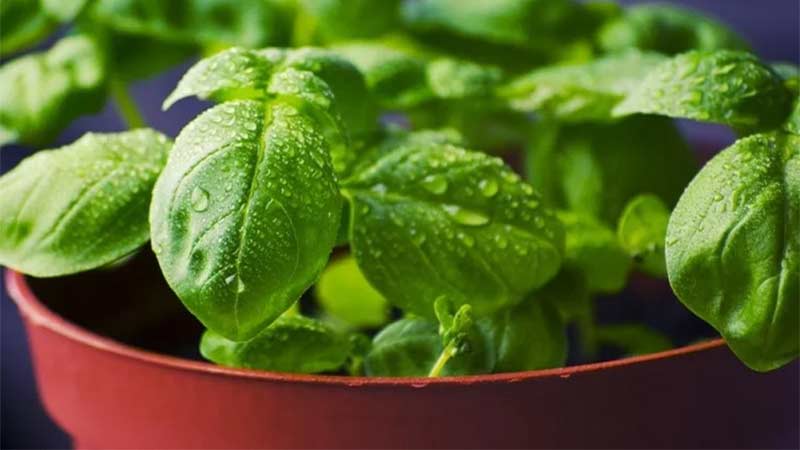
1,0,797,376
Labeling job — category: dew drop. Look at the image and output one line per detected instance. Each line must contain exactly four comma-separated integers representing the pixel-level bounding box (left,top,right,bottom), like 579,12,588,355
191,187,210,212
442,205,490,226
478,179,498,197
421,174,448,195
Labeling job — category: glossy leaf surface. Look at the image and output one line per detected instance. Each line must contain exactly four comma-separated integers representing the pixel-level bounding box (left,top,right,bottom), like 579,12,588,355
666,132,798,371
0,130,171,276
343,137,564,318
615,50,793,130
150,100,341,341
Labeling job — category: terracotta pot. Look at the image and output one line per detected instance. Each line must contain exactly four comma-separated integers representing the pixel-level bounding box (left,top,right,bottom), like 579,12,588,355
6,269,799,449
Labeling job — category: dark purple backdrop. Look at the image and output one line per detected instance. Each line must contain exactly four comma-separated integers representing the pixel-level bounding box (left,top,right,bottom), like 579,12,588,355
1,1,798,448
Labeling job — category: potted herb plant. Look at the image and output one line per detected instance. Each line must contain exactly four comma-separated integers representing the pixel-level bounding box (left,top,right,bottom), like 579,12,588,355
1,0,798,448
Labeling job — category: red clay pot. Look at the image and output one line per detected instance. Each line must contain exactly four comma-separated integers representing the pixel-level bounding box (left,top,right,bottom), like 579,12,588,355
6,269,799,449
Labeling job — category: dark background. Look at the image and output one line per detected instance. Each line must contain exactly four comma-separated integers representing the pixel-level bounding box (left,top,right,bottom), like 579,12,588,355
1,1,798,448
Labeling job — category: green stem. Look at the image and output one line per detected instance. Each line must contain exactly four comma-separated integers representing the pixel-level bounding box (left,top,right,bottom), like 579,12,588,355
428,340,457,378
111,80,145,129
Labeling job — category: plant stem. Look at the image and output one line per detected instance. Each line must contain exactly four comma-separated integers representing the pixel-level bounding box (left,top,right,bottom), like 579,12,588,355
428,340,457,378
111,80,145,129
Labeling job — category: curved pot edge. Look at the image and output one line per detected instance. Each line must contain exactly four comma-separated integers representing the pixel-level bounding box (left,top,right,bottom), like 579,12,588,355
5,268,730,386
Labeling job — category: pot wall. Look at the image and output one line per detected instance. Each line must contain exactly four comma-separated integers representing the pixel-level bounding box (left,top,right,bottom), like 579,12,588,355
7,270,799,449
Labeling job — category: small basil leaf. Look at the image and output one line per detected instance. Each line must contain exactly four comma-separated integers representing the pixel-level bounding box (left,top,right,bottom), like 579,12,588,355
483,297,566,372
598,4,748,55
162,47,273,108
333,42,433,109
614,50,793,131
0,35,107,146
537,266,590,323
165,47,376,143
363,313,494,377
595,324,672,357
363,317,441,376
342,139,564,318
431,299,495,376
558,211,631,294
315,255,390,329
502,50,667,121
666,132,798,371
0,130,171,277
0,0,87,56
617,194,670,278
200,315,351,373
150,100,342,341
526,116,696,224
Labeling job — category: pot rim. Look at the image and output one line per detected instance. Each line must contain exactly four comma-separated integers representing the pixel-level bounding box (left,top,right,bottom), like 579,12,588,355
5,269,726,387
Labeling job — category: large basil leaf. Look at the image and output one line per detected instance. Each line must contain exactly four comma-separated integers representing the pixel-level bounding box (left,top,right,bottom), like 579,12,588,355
558,211,631,294
614,50,793,131
501,50,667,122
315,255,390,329
483,296,566,372
0,130,170,276
666,132,798,371
0,35,107,146
526,116,696,224
0,0,88,56
200,315,352,373
598,4,748,55
149,100,342,341
342,137,564,318
617,194,670,278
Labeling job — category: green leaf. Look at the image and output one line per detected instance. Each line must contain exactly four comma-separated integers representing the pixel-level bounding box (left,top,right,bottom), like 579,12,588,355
786,101,800,136
149,100,342,341
430,298,495,376
164,47,376,150
558,211,631,294
502,50,667,121
200,315,352,373
0,35,107,146
333,42,433,109
614,50,793,131
483,296,566,372
594,324,672,356
363,307,495,377
425,57,501,100
299,0,401,42
342,137,564,318
598,4,748,55
363,317,441,376
0,0,88,56
666,132,799,371
315,255,390,329
0,130,171,277
526,116,696,224
90,0,293,49
617,194,670,277
400,0,573,48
